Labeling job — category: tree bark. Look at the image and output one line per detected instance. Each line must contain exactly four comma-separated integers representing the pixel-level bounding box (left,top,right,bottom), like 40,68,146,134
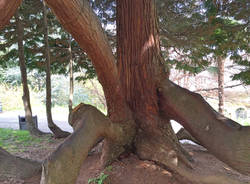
117,0,191,169
1,1,250,183
158,79,250,175
41,104,134,184
43,1,70,138
217,56,225,114
68,35,74,114
0,147,41,180
0,0,22,30
44,0,129,122
15,11,44,136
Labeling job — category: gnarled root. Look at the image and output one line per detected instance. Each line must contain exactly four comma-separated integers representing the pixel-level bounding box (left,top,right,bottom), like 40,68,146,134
0,147,41,180
158,79,250,176
41,103,135,184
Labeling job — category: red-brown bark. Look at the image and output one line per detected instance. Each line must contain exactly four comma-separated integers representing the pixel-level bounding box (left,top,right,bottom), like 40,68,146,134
117,0,192,169
0,0,22,30
44,0,130,122
0,1,249,183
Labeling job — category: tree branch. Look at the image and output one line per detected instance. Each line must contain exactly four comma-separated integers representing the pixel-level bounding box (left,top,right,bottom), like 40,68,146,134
194,83,243,92
0,0,22,30
41,103,133,184
158,79,250,175
45,0,130,120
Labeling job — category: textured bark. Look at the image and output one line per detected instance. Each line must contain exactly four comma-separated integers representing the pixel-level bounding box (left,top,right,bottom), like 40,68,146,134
0,0,22,30
117,0,191,169
217,56,225,114
0,147,41,180
44,0,129,121
41,104,134,184
1,1,249,183
15,11,44,136
43,1,70,138
159,79,250,175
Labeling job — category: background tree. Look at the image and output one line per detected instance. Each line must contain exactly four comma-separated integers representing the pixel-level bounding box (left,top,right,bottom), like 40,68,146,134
42,0,70,138
15,7,44,136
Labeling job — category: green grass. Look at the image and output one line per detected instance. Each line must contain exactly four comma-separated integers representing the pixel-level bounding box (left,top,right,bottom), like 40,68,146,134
88,172,109,184
0,128,51,153
88,166,112,184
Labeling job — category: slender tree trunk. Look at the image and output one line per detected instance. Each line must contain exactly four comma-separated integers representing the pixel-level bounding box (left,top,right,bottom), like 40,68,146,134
15,11,43,136
43,1,70,138
68,35,74,114
217,56,225,114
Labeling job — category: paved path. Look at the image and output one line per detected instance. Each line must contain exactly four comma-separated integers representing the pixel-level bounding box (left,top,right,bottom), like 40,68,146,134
0,110,186,138
0,110,73,133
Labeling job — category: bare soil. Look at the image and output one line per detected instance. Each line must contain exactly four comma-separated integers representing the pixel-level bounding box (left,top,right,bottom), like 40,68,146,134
1,139,250,184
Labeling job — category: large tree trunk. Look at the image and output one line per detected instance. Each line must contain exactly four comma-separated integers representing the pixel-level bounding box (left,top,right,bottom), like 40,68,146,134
217,56,225,114
116,0,191,168
1,0,250,183
43,1,70,138
15,11,44,136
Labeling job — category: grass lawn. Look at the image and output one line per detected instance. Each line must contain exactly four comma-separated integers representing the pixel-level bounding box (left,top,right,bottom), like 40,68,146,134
0,128,55,153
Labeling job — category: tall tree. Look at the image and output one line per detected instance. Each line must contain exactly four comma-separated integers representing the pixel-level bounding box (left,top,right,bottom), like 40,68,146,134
0,0,249,184
15,10,44,136
68,35,74,114
40,0,250,183
42,0,70,138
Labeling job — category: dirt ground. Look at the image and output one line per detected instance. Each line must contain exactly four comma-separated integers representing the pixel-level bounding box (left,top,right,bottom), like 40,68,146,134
1,139,250,184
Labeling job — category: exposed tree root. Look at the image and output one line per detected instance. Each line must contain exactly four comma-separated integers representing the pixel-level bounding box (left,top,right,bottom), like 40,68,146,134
48,125,71,139
0,147,41,180
158,79,250,175
41,103,135,184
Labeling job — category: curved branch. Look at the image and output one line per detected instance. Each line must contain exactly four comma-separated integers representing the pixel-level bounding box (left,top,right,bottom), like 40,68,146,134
45,0,130,120
158,79,250,175
41,103,131,184
0,0,22,30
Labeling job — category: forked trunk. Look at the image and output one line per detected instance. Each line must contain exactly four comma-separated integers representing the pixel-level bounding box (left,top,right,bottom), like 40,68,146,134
15,11,44,136
1,1,249,183
43,1,70,138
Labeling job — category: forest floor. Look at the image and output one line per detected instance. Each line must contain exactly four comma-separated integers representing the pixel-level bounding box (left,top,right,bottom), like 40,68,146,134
0,130,250,184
